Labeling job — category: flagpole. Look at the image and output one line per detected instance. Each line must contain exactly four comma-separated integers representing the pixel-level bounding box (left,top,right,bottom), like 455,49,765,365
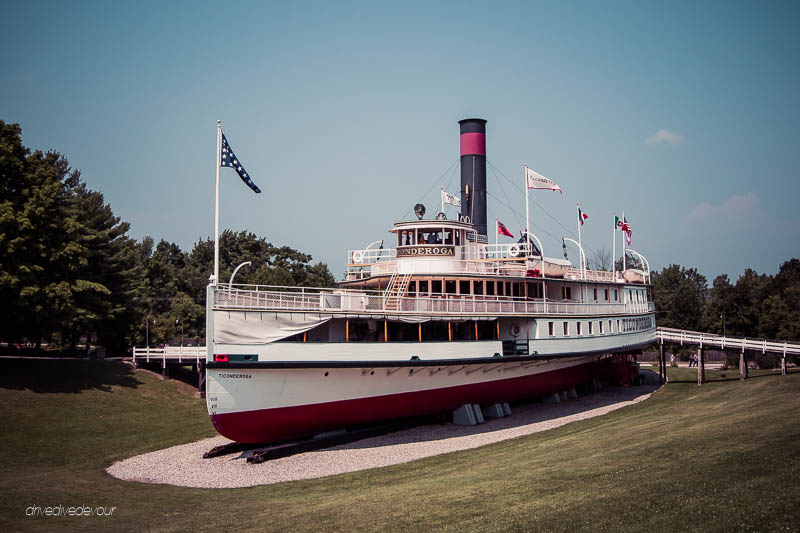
524,165,530,255
612,212,616,279
440,187,444,215
576,203,582,258
622,210,627,272
495,218,498,248
213,120,221,285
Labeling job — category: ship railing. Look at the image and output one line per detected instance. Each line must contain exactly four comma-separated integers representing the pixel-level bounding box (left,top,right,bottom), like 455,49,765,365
347,247,397,265
347,259,638,283
214,285,655,317
564,268,619,282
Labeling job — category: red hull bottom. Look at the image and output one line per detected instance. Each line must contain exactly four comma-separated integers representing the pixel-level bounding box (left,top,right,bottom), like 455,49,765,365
211,361,607,444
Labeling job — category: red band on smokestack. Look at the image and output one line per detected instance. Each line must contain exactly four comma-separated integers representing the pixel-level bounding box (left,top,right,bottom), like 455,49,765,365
460,133,486,156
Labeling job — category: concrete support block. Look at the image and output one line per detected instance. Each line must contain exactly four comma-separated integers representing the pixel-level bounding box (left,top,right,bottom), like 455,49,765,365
543,393,561,404
559,390,568,401
567,388,578,399
472,404,485,424
453,404,478,425
482,403,505,419
502,402,512,416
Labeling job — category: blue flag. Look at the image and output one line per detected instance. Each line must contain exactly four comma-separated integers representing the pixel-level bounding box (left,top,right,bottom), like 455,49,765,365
220,132,261,193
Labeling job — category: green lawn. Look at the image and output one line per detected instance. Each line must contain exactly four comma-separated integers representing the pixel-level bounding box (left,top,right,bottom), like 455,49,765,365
1,359,798,532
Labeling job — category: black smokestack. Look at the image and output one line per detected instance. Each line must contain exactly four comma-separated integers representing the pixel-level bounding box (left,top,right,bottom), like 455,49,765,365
459,118,487,242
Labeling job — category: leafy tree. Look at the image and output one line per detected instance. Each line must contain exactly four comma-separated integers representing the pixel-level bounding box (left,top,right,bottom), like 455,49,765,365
651,265,708,330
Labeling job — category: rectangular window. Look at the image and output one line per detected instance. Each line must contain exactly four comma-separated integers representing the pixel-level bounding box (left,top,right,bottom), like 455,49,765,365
604,289,609,301
588,322,593,334
614,289,618,301
577,322,582,335
593,288,598,301
548,322,554,336
617,319,621,332
600,321,604,334
609,320,613,333
563,322,569,336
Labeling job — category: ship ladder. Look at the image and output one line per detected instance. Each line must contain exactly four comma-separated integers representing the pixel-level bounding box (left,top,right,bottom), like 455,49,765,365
383,273,411,311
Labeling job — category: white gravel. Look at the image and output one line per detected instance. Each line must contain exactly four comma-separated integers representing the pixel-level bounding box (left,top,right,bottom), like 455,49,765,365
107,381,658,488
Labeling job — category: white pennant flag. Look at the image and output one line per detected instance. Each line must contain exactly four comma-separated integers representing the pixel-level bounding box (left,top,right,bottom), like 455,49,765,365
525,167,562,193
441,189,461,207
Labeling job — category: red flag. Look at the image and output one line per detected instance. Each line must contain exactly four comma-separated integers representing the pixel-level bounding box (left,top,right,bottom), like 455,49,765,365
578,206,588,226
497,220,514,238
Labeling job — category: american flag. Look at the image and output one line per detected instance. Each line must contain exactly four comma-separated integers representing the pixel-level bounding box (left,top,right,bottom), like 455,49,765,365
220,132,261,193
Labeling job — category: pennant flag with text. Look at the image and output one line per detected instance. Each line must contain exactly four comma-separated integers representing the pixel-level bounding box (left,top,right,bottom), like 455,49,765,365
525,167,562,193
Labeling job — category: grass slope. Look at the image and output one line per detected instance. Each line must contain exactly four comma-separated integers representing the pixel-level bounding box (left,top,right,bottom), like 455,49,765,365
1,359,798,532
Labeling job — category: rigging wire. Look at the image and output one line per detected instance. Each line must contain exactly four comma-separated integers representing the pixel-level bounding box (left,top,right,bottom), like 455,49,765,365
400,158,460,220
486,159,602,260
488,162,525,231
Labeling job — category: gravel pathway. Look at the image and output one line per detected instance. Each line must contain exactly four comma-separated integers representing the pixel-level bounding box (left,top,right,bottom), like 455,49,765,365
107,381,658,488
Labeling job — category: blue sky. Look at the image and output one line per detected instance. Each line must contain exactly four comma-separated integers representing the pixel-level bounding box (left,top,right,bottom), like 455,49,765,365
2,0,798,283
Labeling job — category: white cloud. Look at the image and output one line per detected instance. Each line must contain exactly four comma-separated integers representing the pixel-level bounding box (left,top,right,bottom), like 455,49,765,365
645,129,685,145
681,192,760,227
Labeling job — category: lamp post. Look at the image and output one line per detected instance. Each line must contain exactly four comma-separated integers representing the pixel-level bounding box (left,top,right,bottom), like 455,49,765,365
720,314,726,337
176,319,184,347
145,316,155,352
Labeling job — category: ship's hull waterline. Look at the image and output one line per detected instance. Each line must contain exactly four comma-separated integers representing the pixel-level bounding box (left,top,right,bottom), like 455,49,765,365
207,355,617,444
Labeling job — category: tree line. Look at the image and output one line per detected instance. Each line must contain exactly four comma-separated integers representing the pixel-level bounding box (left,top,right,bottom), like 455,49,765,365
650,261,799,342
0,121,334,354
1,121,797,354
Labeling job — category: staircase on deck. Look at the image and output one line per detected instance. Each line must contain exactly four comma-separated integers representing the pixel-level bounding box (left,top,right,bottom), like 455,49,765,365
382,272,411,311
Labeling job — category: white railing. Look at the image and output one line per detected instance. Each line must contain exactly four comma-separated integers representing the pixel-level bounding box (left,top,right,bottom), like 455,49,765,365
656,327,800,355
213,285,655,317
565,268,620,283
131,346,206,363
347,247,397,265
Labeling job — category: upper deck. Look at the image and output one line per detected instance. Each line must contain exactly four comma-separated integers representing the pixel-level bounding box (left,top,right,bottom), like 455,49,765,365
345,219,649,284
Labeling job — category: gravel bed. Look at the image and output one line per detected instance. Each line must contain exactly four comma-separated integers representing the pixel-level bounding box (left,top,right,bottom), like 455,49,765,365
107,381,658,488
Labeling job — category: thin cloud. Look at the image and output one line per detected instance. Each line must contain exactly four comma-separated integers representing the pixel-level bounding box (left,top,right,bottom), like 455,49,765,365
646,129,685,145
681,192,759,227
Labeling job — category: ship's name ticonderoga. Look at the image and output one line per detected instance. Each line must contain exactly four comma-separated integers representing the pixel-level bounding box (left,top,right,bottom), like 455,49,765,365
218,373,252,379
397,245,455,257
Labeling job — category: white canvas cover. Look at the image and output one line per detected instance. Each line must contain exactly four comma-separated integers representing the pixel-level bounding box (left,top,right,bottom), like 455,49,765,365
214,311,332,345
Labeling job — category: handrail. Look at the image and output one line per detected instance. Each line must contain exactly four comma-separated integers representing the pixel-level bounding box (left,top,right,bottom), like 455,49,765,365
655,328,800,355
212,286,655,317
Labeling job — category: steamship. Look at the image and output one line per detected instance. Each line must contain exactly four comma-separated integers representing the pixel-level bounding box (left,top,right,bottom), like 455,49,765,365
205,119,656,444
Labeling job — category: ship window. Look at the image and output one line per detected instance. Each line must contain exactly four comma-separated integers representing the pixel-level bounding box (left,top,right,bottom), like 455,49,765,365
474,280,484,296
577,322,582,335
588,322,593,335
432,280,442,294
593,288,598,301
604,288,609,301
445,280,457,294
563,322,569,336
486,282,495,296
599,321,604,334
617,319,621,332
548,322,554,336
614,289,618,301
460,280,470,294
418,280,428,295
